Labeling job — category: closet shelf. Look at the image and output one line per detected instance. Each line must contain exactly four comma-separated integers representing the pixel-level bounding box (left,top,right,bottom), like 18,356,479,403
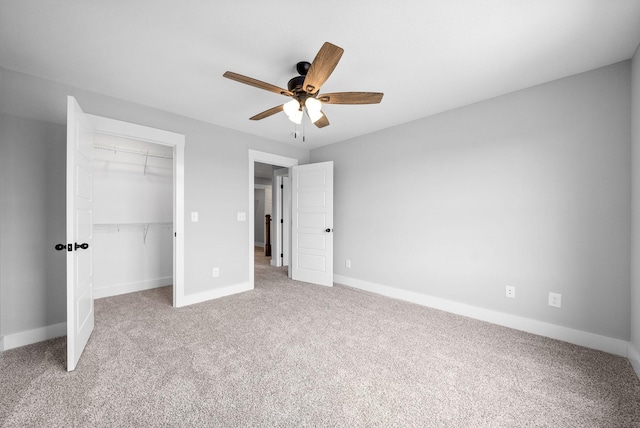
93,222,173,244
93,142,173,175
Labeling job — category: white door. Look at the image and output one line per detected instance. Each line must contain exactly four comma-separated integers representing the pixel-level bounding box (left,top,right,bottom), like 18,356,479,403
271,169,291,268
291,161,334,286
66,96,95,371
282,176,291,268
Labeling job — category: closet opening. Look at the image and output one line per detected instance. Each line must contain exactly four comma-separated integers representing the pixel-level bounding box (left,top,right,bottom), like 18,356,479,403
92,133,174,302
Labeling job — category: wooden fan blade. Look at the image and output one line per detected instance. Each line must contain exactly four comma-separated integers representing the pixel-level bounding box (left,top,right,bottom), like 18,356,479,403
223,71,293,97
250,105,284,120
314,111,330,128
317,92,384,105
302,42,344,95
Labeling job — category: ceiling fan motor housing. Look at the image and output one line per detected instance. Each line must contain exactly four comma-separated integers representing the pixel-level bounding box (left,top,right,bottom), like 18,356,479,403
296,61,310,75
288,61,312,93
287,75,306,92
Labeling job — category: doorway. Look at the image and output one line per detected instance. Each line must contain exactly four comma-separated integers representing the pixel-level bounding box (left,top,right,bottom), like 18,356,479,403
254,162,291,272
248,151,335,289
89,113,185,306
92,134,174,300
248,150,298,289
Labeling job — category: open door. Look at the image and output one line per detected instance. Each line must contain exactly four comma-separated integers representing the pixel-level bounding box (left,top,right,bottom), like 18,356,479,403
271,169,292,268
290,161,334,286
282,176,291,268
66,96,95,371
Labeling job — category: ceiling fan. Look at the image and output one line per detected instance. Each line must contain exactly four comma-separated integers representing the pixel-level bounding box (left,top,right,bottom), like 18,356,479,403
223,42,383,128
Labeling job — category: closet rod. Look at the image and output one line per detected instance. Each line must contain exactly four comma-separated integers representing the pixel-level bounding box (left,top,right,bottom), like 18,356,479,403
93,222,173,229
93,222,173,244
93,142,173,160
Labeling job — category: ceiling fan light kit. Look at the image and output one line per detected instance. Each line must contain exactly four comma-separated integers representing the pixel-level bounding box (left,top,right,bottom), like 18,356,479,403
305,97,322,113
283,99,301,118
306,108,323,124
289,108,303,125
223,42,384,132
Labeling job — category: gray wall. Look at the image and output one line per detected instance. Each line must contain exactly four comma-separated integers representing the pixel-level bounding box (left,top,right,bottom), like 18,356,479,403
311,61,632,340
0,113,67,334
632,46,640,352
0,68,310,337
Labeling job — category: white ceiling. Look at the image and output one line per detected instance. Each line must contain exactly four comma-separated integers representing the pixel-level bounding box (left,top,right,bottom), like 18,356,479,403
1,1,639,150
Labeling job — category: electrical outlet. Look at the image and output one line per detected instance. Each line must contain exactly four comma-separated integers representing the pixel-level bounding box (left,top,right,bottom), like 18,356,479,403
212,267,220,278
345,259,351,268
549,292,562,308
506,285,515,299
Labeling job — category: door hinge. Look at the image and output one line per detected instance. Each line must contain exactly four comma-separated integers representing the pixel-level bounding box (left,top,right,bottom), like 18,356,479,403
281,253,283,258
281,219,283,223
281,184,283,189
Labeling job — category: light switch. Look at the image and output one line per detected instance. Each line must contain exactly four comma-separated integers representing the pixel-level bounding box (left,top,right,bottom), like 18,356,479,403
191,212,199,222
237,212,246,222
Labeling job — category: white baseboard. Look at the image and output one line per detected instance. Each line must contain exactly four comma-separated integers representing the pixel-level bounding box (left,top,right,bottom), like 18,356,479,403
94,277,173,299
334,274,630,357
628,342,640,379
254,242,265,248
0,335,4,353
3,322,66,351
180,282,252,307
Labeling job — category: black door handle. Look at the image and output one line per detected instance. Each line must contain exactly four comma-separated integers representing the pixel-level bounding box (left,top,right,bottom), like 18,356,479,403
56,243,88,251
325,228,332,233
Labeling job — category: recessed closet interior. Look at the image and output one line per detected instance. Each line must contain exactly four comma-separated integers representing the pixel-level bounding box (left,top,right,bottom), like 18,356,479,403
92,133,174,299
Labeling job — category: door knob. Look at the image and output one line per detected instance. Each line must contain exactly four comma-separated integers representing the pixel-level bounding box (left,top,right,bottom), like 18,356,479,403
325,228,333,232
75,242,89,250
55,243,68,251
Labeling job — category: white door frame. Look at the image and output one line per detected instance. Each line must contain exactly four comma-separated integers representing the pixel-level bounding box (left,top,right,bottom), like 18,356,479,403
89,115,186,307
248,150,298,288
283,176,292,273
272,169,291,268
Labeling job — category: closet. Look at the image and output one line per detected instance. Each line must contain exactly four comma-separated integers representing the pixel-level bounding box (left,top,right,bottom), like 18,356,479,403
92,133,174,298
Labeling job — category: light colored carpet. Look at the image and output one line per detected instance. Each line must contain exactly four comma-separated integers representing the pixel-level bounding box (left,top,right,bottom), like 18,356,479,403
1,248,640,427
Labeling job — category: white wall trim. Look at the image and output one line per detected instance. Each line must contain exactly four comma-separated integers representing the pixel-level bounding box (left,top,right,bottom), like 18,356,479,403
629,342,640,379
180,282,252,307
334,274,630,357
3,322,67,351
0,336,4,352
94,277,173,300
